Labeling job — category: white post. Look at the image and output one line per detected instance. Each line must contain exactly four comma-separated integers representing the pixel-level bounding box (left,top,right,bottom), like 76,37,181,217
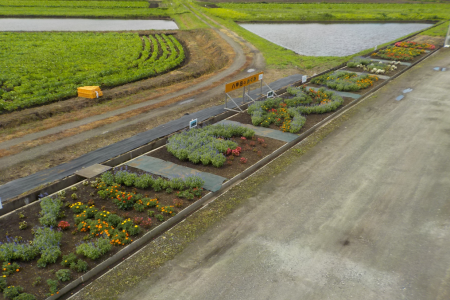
445,21,450,48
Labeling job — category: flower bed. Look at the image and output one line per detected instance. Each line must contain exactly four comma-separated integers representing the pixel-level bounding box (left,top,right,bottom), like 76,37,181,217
242,86,344,134
371,46,425,61
310,71,379,92
394,41,435,50
150,134,286,180
347,58,402,75
166,124,255,168
0,168,208,300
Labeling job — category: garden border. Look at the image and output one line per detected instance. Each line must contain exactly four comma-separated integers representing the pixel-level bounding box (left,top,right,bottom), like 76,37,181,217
0,44,440,300
0,23,442,216
44,45,443,300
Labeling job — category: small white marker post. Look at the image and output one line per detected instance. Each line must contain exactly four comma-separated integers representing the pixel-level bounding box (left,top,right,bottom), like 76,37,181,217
445,21,450,48
302,75,307,83
375,45,377,51
189,119,197,129
0,197,2,210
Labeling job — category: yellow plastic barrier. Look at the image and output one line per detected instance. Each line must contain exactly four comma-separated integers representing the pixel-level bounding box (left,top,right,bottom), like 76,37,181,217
77,86,103,99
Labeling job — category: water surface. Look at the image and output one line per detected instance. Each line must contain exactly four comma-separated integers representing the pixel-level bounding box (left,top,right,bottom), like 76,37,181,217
240,23,432,56
0,18,178,31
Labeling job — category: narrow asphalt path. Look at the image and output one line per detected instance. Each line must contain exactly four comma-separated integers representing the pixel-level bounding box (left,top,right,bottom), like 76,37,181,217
84,49,450,299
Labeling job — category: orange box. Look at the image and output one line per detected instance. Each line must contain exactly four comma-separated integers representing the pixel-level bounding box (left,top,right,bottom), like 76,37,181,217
77,86,103,99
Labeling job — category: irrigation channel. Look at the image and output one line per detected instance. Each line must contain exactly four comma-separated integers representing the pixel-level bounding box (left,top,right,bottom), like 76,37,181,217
239,22,432,56
0,18,178,31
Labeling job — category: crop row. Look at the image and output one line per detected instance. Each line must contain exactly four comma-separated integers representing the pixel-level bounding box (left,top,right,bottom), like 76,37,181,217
0,32,185,113
0,0,149,9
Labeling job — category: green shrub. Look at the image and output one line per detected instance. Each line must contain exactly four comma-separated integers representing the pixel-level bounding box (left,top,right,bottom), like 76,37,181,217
3,286,23,299
46,279,58,295
55,269,71,282
2,262,20,276
156,214,164,222
70,259,88,273
166,124,254,166
39,197,63,227
61,253,78,267
13,293,37,300
169,177,185,190
134,174,154,189
106,214,123,227
100,171,115,186
76,237,111,260
0,277,6,291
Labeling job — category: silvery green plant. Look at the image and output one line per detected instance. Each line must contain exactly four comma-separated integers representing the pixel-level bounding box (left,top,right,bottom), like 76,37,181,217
39,197,63,227
166,124,254,167
134,173,154,189
76,237,111,260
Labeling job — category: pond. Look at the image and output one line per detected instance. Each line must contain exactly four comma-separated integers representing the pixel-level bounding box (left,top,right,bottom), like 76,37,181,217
239,22,433,57
0,18,178,31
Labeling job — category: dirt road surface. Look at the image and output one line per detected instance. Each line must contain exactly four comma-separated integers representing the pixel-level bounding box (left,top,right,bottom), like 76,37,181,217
70,48,450,300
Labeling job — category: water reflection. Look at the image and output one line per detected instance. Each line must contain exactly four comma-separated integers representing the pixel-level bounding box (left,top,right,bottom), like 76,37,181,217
0,18,178,31
240,23,432,57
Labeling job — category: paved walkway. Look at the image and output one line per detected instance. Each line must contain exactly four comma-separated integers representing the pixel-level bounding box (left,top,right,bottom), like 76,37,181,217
71,48,450,299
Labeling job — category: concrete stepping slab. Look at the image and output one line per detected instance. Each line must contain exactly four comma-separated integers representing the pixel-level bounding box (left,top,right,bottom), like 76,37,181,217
127,156,226,192
75,164,111,179
217,120,297,143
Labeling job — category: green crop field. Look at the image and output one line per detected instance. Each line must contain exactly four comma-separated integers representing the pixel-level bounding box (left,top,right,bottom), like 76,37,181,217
0,0,170,18
0,32,185,113
205,3,450,22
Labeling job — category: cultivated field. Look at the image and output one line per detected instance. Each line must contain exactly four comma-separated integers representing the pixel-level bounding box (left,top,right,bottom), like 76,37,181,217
0,32,185,113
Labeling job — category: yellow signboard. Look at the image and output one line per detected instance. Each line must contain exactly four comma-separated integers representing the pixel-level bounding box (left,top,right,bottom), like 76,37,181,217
225,72,263,93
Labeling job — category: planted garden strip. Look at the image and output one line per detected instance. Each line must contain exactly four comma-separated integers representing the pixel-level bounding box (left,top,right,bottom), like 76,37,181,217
368,58,412,66
1,45,441,300
127,156,227,192
0,169,210,299
217,120,299,143
337,70,391,80
304,86,361,100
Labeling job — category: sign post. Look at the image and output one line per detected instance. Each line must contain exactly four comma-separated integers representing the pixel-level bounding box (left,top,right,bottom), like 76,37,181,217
224,72,277,113
445,21,450,47
189,119,197,129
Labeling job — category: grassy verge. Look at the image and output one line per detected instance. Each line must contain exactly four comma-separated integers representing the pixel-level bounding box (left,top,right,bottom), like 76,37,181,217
420,20,449,36
172,11,209,30
206,3,450,22
192,2,447,71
